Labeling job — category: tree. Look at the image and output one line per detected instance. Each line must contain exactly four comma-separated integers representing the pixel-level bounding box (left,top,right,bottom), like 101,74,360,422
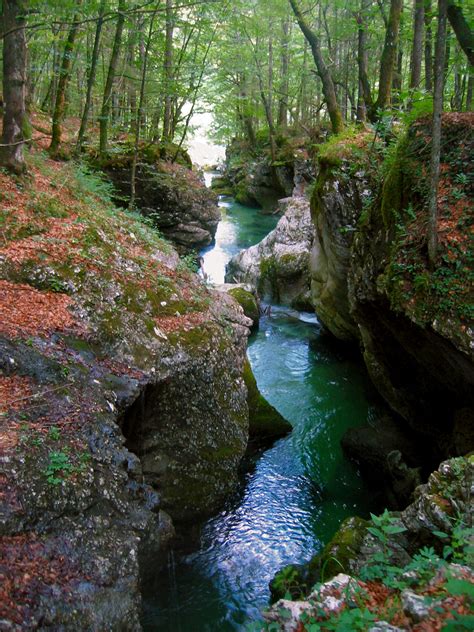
99,0,126,156
0,0,28,173
371,0,403,118
447,0,474,66
410,0,425,89
289,0,344,134
76,0,106,152
427,0,448,266
49,5,82,155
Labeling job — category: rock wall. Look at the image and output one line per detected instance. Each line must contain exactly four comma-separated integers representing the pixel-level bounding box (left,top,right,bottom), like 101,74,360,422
95,144,220,251
309,134,374,341
0,155,251,628
348,114,474,456
305,117,473,480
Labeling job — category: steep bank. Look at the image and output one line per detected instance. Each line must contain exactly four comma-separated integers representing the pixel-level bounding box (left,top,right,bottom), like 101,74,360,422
305,115,473,487
349,114,473,456
0,151,251,628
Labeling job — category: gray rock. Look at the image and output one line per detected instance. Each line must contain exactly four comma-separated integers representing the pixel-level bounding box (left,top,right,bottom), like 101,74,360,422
310,161,371,341
401,589,431,622
226,196,315,309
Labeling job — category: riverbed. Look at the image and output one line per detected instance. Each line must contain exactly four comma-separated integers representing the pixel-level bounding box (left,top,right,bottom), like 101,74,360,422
141,192,379,631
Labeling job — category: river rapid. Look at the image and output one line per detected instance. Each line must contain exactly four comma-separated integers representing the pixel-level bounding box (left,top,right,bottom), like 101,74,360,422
142,186,380,631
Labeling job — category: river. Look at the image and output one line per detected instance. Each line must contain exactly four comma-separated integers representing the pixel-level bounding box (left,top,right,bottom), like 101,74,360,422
141,187,380,631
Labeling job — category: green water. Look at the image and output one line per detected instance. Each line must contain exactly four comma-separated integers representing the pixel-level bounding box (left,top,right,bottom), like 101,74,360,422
141,196,379,631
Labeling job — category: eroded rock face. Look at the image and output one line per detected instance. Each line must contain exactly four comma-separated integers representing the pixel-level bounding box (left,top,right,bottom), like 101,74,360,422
225,196,315,309
309,158,372,341
98,149,220,251
349,115,474,452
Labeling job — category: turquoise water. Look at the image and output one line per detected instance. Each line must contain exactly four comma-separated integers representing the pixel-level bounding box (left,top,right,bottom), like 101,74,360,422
141,195,378,631
200,195,279,284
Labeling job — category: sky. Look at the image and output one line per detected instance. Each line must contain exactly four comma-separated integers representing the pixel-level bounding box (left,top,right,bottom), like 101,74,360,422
186,111,226,167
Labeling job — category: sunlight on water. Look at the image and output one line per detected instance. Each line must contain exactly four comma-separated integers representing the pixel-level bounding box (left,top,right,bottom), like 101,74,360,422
142,196,379,632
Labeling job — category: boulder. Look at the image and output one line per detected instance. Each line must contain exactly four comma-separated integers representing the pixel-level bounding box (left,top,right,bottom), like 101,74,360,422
225,196,315,309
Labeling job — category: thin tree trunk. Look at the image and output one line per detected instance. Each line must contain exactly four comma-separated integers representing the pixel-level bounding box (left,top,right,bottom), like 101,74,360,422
49,6,82,155
410,0,425,88
0,0,27,173
99,0,126,156
424,0,433,91
357,0,372,120
76,0,106,152
162,0,174,142
278,17,290,128
427,0,447,267
130,10,158,209
447,0,474,66
371,0,403,118
289,0,344,134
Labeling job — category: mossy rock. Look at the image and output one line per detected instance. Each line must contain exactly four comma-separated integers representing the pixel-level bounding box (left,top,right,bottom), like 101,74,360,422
270,515,368,603
243,359,292,443
228,287,260,328
234,179,260,208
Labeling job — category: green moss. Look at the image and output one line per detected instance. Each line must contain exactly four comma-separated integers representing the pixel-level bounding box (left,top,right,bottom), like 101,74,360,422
243,359,291,441
270,515,368,603
235,179,260,207
228,287,259,326
259,257,280,299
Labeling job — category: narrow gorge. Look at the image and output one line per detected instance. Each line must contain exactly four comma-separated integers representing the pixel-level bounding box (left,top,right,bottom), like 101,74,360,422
1,1,473,630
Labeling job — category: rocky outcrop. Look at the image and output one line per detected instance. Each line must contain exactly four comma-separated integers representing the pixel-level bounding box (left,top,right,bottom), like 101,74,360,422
225,196,315,309
216,283,260,329
348,114,474,456
267,456,474,631
224,137,316,211
0,154,251,627
95,144,221,251
243,359,292,446
309,133,374,341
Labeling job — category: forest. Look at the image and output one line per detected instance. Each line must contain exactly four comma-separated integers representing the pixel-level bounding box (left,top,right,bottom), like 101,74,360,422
0,0,473,630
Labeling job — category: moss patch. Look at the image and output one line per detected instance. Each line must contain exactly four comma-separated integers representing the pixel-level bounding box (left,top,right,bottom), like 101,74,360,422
243,359,291,442
228,287,259,327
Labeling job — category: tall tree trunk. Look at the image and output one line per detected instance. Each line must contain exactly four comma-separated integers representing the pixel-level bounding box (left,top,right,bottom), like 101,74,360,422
427,0,447,267
371,0,403,118
466,74,473,111
0,0,27,173
130,9,158,209
278,17,290,128
410,0,425,88
446,0,474,66
99,0,126,156
76,0,106,152
424,0,433,91
162,0,174,142
289,0,344,134
49,6,82,155
357,0,372,119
